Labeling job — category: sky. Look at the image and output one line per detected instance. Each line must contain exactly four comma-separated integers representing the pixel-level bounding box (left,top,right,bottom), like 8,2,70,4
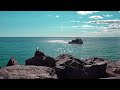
0,11,120,37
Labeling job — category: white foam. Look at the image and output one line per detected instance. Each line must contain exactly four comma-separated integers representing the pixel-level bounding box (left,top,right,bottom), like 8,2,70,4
48,40,69,43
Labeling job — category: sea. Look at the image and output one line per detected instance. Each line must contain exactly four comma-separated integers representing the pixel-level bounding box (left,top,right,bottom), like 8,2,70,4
0,37,120,67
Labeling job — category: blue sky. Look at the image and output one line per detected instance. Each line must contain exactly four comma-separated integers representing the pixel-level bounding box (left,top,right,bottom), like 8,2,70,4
0,11,120,37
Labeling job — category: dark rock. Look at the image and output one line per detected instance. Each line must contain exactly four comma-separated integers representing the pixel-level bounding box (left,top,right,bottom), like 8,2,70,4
113,68,120,74
100,76,120,79
54,66,66,79
34,50,45,58
84,57,107,65
6,57,19,66
26,50,56,67
42,56,56,67
54,54,87,79
54,65,86,79
55,54,86,67
105,60,120,77
0,65,58,79
84,62,107,78
55,55,109,79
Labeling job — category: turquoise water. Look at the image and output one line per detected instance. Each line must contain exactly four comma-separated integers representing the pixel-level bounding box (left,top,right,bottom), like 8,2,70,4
0,37,120,67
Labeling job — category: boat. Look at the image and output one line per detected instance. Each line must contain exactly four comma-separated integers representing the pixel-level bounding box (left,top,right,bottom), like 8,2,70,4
68,37,83,44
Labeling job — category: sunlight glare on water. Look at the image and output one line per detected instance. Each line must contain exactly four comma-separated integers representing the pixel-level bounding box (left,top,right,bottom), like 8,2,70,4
47,40,69,43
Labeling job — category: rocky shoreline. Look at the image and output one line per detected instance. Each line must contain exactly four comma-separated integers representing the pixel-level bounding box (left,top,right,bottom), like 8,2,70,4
0,50,120,79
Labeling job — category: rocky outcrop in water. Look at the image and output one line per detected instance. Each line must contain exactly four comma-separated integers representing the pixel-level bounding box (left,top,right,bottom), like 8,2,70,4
26,50,56,67
6,57,19,66
0,65,57,79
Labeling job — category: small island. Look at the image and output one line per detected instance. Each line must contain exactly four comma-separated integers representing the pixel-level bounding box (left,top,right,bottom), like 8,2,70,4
68,37,83,44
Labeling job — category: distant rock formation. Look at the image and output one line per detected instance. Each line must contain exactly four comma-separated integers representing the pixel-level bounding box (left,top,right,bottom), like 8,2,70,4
26,50,56,67
6,57,19,66
0,65,57,79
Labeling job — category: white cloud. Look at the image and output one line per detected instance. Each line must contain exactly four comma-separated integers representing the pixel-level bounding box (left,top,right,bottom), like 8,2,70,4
86,19,120,24
56,15,59,18
95,24,120,34
81,25,94,28
81,25,95,30
70,20,80,23
89,15,103,19
96,26,108,30
108,23,120,29
60,25,79,29
76,11,99,15
71,26,78,28
103,15,113,17
81,31,87,32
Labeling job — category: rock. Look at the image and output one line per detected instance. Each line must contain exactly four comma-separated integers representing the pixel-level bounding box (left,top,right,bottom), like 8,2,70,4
84,57,107,65
106,60,120,77
54,54,87,79
6,57,19,66
113,68,120,74
26,50,56,67
34,50,45,59
0,65,58,79
42,56,56,67
100,76,120,79
54,65,86,79
84,61,108,78
55,54,86,67
55,55,109,79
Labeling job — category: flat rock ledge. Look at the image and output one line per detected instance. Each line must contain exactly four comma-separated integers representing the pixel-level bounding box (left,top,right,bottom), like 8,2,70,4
0,65,57,79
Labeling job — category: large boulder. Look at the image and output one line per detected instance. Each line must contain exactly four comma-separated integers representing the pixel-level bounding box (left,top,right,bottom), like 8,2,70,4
106,60,120,77
55,55,109,79
6,57,19,66
84,57,108,64
26,50,56,67
55,54,86,67
54,54,87,79
84,61,107,78
34,50,45,59
0,65,58,79
54,65,86,79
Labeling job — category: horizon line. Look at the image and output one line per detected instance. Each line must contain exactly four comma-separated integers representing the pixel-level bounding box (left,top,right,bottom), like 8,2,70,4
0,36,120,38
